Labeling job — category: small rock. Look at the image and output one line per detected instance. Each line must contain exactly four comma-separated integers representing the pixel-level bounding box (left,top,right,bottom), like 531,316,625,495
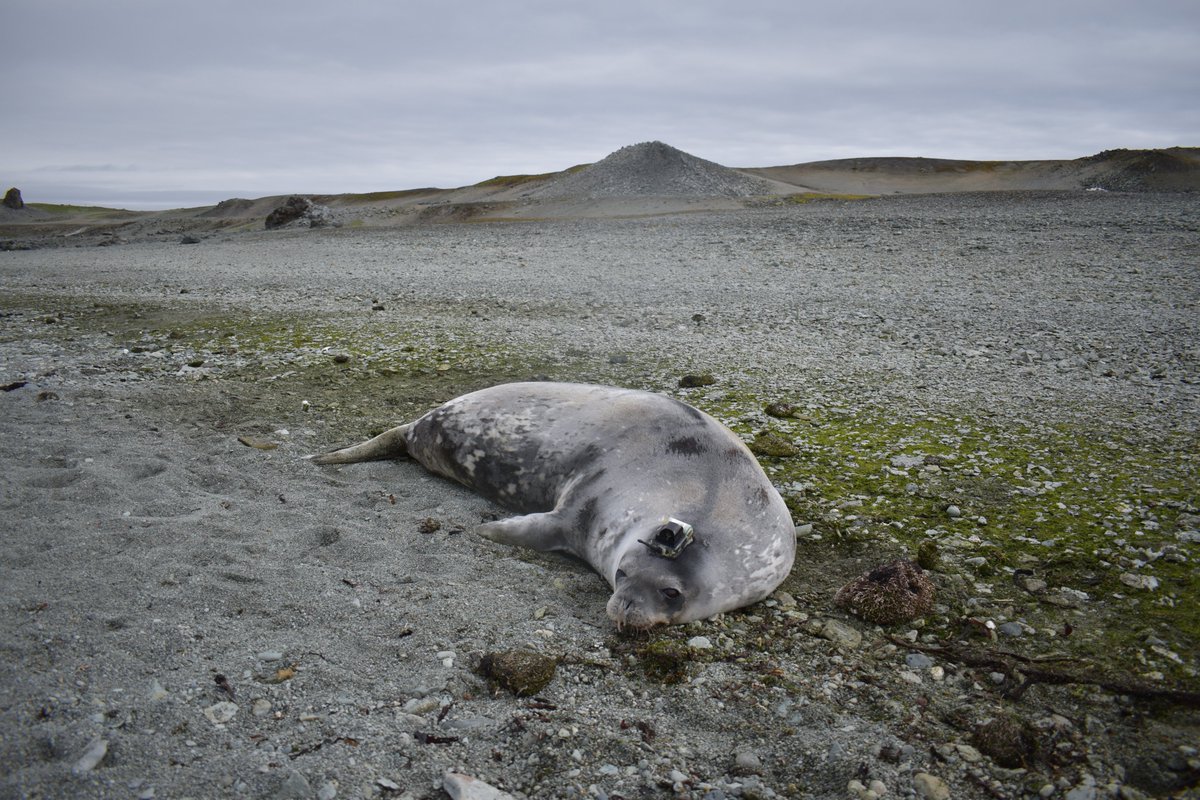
687,636,713,650
252,699,272,716
814,619,862,649
749,432,799,458
443,772,515,800
905,653,933,669
72,738,108,774
258,650,285,662
179,235,201,245
945,505,962,518
148,679,169,702
202,701,238,725
316,782,337,800
913,772,951,800
274,769,311,800
955,743,983,762
997,622,1025,637
1119,573,1159,590
733,748,763,775
678,373,717,388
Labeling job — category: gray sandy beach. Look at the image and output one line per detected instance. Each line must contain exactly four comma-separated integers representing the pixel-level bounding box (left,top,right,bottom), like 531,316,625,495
2,191,1198,799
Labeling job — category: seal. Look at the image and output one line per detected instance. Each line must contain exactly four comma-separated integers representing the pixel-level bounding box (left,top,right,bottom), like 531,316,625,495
312,382,795,628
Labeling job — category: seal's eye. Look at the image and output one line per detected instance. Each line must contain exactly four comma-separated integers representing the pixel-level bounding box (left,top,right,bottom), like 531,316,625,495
615,569,627,581
661,588,681,601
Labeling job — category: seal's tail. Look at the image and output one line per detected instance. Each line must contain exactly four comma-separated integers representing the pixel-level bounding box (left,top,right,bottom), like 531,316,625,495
309,424,411,465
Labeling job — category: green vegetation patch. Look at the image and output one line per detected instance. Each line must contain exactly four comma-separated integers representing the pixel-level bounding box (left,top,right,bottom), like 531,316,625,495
685,385,1198,683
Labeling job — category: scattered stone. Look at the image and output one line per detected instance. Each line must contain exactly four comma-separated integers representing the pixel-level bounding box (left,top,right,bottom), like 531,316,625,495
148,679,169,701
479,649,556,696
687,635,713,650
1015,572,1048,593
72,738,108,774
748,432,799,458
764,401,799,418
180,235,201,245
443,772,515,800
1119,573,1159,590
810,618,863,649
834,559,935,624
916,540,942,571
678,373,717,388
733,748,763,775
274,769,312,799
418,517,441,534
202,701,238,725
997,621,1025,637
945,504,962,518
905,652,933,669
913,772,951,800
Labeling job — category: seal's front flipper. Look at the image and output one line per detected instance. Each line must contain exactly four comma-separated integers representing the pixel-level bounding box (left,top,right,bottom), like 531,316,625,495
478,511,571,553
310,424,411,465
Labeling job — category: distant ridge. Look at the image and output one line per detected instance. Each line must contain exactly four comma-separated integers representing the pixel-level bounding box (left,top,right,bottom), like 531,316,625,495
532,141,777,199
746,147,1200,194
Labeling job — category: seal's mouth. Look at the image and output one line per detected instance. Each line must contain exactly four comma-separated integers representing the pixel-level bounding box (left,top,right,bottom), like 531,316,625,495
606,594,672,630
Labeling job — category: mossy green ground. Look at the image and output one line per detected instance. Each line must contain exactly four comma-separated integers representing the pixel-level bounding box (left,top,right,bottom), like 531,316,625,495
5,293,1196,686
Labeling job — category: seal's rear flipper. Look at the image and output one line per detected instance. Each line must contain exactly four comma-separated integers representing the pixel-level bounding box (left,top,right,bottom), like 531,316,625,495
310,424,411,465
478,511,572,554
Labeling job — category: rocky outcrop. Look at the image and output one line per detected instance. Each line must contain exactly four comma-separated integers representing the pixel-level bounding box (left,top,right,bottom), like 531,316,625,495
3,187,24,210
264,196,337,229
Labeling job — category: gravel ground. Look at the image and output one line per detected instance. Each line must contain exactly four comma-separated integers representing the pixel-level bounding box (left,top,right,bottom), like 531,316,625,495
1,191,1198,800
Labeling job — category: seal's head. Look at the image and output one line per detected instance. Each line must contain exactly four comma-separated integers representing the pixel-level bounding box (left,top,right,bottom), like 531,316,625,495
605,518,753,629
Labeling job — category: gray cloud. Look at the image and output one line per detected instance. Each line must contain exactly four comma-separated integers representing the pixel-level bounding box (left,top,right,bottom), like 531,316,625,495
4,0,1198,208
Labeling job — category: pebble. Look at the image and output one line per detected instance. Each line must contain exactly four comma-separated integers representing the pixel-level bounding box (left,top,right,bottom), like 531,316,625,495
905,653,933,669
912,772,951,800
316,783,337,800
946,505,962,518
443,772,515,800
812,619,862,649
687,636,713,649
274,769,312,800
258,650,285,662
1119,573,1159,590
997,621,1025,637
733,748,763,775
148,679,169,702
72,738,108,774
202,701,238,724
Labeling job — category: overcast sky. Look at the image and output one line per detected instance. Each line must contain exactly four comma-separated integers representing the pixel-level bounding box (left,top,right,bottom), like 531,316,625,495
4,0,1198,209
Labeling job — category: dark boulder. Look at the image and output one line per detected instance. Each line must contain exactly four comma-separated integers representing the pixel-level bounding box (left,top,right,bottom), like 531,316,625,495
3,187,24,210
265,196,313,229
264,196,338,230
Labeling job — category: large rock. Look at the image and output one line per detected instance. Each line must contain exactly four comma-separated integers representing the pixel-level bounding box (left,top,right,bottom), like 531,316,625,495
264,196,337,229
3,188,24,210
